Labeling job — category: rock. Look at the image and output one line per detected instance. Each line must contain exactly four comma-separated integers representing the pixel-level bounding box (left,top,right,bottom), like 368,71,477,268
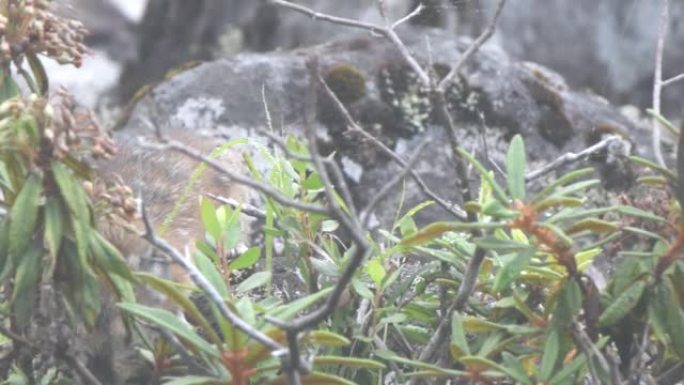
98,0,684,120
486,0,684,118
118,28,651,228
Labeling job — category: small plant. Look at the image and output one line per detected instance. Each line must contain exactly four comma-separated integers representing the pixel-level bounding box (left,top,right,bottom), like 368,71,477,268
0,1,135,381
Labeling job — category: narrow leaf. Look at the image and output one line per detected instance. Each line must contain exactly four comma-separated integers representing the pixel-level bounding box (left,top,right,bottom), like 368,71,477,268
117,302,219,358
507,135,526,200
539,328,560,382
12,245,43,324
598,280,646,327
229,246,261,270
9,174,42,257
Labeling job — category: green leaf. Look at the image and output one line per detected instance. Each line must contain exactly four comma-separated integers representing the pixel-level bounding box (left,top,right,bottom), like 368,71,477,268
649,280,684,356
450,312,470,359
194,251,228,298
401,221,503,247
501,352,531,385
163,376,223,385
235,271,271,293
365,259,386,287
481,199,519,219
598,279,646,327
88,232,135,281
532,167,595,203
26,53,49,95
374,349,466,376
136,273,221,346
51,162,91,263
564,218,619,235
548,353,587,385
302,330,350,347
394,201,435,232
647,109,680,136
298,371,357,385
199,196,220,242
0,69,20,103
475,237,530,253
493,248,535,292
351,277,373,300
506,135,526,201
313,356,385,369
0,220,10,279
459,356,510,375
12,245,43,324
539,328,560,382
229,246,261,270
118,303,219,358
43,198,64,262
267,286,334,321
629,155,677,180
9,173,42,257
458,147,509,203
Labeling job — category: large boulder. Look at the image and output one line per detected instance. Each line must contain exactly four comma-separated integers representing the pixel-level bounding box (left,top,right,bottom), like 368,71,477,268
117,28,652,228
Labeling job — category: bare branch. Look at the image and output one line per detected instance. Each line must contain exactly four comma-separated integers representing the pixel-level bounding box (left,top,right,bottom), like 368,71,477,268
62,353,106,385
324,156,359,220
361,139,430,228
652,0,669,167
313,58,467,220
392,2,424,29
437,0,506,92
269,0,384,35
140,204,283,351
525,135,624,182
271,0,431,85
147,124,331,217
279,59,372,333
204,193,267,220
662,72,684,87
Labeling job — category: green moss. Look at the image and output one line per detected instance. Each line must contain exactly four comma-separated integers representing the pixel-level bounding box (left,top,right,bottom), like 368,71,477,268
324,63,367,105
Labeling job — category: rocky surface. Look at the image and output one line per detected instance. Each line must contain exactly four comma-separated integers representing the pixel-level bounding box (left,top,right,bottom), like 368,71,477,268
52,0,684,121
117,27,653,228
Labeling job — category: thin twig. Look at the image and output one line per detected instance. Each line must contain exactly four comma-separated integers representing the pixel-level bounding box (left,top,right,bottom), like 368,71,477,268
662,72,684,87
269,0,384,35
314,58,467,220
61,353,106,385
282,60,372,333
204,193,267,220
253,128,313,162
525,135,623,181
436,0,506,93
412,247,486,368
652,0,669,167
147,123,331,216
140,204,283,351
361,139,430,228
323,157,359,220
271,0,431,85
392,3,424,29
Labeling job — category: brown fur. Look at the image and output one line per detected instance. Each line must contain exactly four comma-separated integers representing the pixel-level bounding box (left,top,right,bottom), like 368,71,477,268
96,127,245,285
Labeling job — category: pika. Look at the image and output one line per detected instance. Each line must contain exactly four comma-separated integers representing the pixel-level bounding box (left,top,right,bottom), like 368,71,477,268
95,126,246,287
86,126,247,384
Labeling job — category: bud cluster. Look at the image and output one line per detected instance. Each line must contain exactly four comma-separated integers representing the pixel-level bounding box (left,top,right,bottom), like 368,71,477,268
0,0,88,67
0,89,116,165
86,176,139,227
48,88,116,160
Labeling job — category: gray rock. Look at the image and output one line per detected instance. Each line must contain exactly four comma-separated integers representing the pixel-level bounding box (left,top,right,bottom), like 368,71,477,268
480,0,684,118
119,28,651,228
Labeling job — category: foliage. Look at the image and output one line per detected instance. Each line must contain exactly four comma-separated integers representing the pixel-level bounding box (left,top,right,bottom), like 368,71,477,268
1,2,684,385
0,1,135,382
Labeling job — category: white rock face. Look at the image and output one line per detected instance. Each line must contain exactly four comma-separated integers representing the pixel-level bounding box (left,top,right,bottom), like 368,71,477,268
110,0,148,22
